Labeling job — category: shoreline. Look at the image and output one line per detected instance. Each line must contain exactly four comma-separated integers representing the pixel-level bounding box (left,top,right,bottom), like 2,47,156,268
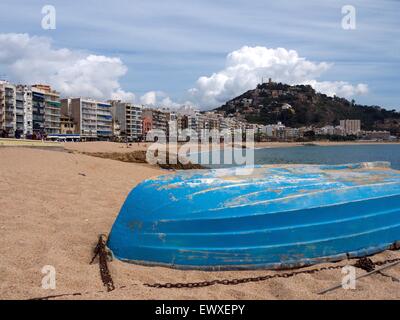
251,141,400,149
1,138,399,153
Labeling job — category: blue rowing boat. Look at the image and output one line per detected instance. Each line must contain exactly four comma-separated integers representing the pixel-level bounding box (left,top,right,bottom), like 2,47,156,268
107,162,400,270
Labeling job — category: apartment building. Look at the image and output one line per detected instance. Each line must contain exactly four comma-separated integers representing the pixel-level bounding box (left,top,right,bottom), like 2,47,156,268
142,109,168,138
61,98,112,139
111,101,143,140
265,122,286,139
0,81,16,137
340,119,361,135
96,102,113,138
31,85,61,136
203,112,220,130
15,85,33,137
358,130,391,141
60,115,76,135
186,112,205,134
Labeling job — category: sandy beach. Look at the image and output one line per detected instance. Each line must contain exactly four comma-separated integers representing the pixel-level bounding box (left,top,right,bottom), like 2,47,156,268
1,143,400,300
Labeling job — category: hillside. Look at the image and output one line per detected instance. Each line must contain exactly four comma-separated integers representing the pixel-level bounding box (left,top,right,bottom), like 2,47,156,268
214,82,400,135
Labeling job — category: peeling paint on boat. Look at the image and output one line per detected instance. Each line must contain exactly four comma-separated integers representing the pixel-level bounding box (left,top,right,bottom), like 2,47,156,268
107,162,400,270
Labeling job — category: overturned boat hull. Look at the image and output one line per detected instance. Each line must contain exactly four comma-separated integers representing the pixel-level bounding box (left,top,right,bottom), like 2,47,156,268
107,162,400,270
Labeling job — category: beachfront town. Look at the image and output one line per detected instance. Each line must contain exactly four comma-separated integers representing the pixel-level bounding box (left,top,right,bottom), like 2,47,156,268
0,80,395,143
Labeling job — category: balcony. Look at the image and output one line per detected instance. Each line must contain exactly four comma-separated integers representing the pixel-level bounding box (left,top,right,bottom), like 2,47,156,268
46,100,61,107
97,124,112,129
97,103,111,108
97,117,112,122
82,119,97,124
96,111,111,116
82,111,97,117
45,111,60,116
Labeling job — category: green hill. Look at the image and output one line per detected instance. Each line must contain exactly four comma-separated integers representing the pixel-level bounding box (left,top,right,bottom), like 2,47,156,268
214,82,400,135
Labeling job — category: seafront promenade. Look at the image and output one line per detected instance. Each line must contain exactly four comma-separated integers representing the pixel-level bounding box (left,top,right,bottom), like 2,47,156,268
0,138,61,148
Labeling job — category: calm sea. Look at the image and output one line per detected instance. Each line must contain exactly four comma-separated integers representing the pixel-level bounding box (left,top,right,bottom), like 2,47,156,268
200,144,400,170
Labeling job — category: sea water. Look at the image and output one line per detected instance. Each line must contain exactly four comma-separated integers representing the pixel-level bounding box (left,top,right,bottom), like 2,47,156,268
201,144,400,169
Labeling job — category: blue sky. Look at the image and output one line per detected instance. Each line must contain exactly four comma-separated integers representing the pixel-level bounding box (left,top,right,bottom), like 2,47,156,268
0,0,399,110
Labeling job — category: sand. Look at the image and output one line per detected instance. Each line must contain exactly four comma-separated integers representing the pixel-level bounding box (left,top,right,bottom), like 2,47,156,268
63,141,150,153
1,145,400,300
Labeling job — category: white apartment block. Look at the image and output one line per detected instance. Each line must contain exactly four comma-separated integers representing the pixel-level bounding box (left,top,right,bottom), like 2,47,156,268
96,101,113,138
111,101,143,139
340,119,361,135
16,85,33,136
61,98,112,139
265,122,286,138
1,82,58,138
187,112,207,135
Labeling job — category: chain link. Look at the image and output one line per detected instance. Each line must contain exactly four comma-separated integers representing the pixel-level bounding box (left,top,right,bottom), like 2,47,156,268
144,257,400,289
30,256,400,299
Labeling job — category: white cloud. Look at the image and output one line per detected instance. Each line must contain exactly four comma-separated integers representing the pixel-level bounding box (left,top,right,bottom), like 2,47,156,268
140,91,158,105
111,89,136,102
0,33,135,101
0,36,369,109
188,46,368,108
140,90,181,108
306,81,369,98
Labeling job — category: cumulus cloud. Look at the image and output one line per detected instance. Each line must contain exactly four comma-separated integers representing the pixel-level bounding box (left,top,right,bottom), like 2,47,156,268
140,90,182,108
188,46,368,108
306,81,369,98
0,36,369,109
0,33,135,101
111,89,136,102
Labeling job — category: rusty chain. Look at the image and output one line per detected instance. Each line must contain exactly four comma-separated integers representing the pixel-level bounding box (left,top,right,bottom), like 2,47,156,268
144,257,400,289
90,234,115,292
29,256,400,299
